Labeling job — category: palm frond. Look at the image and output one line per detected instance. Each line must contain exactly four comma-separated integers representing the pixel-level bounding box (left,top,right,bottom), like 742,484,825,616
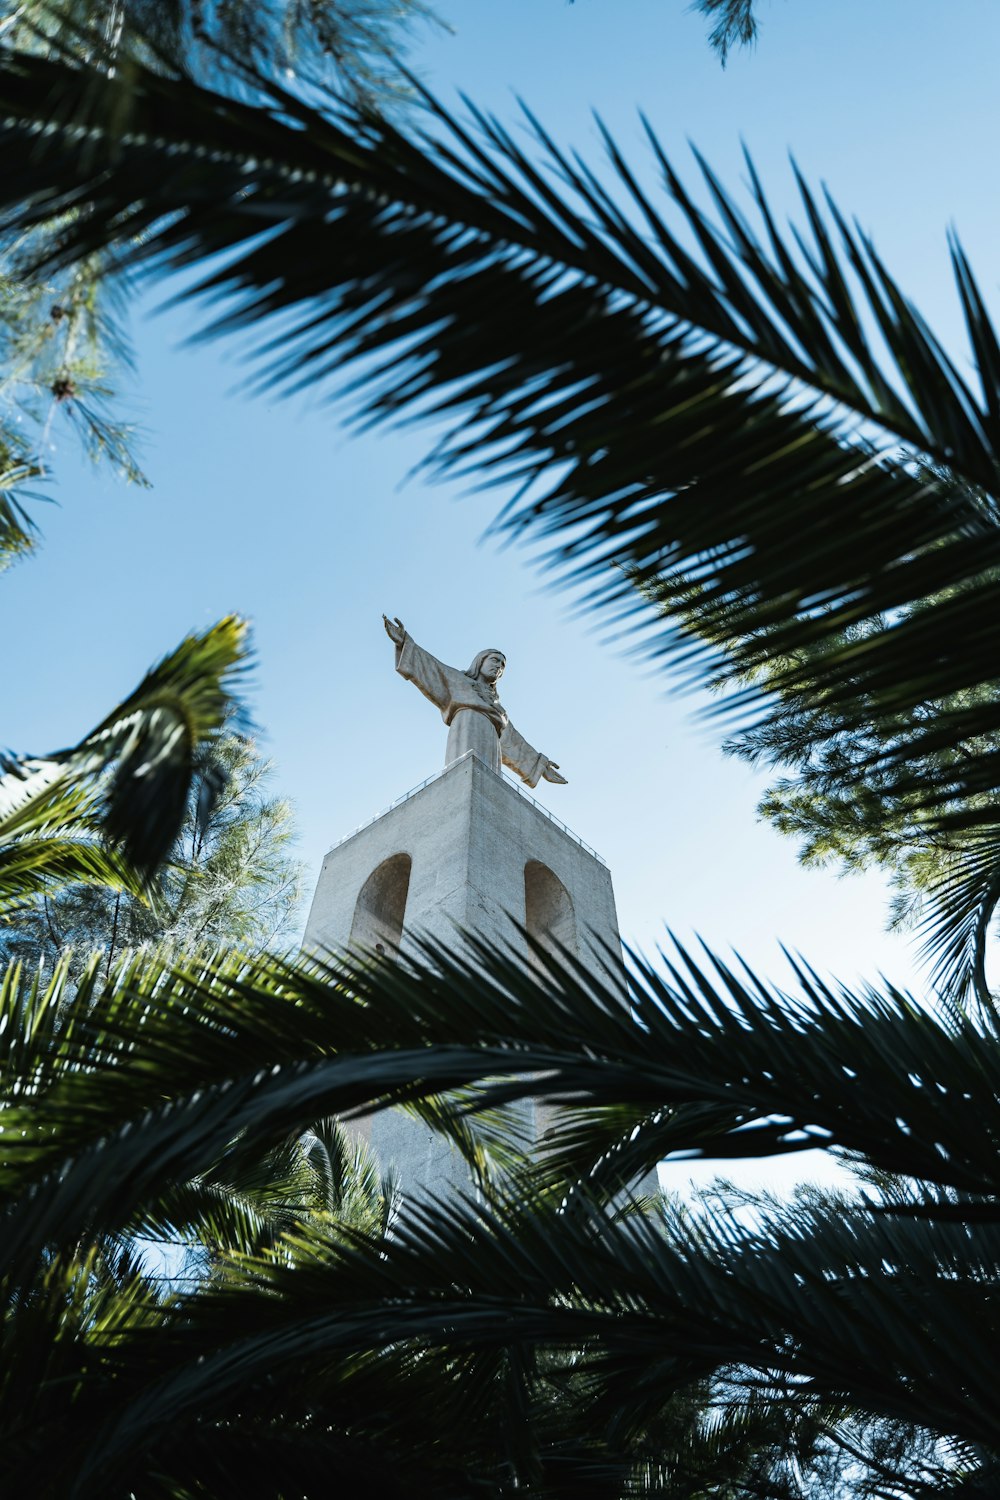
0,762,143,915
2,54,1000,816
694,0,760,62
299,1116,401,1235
0,615,249,896
0,836,139,915
6,928,1000,1301
49,614,250,874
49,1185,1000,1486
2,929,997,1490
0,452,43,570
914,829,1000,1013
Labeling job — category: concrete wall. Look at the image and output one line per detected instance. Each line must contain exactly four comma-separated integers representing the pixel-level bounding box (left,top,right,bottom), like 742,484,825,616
302,752,628,1203
304,752,623,988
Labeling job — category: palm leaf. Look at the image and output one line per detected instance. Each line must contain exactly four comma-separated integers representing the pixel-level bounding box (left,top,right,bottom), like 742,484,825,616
48,614,250,874
2,54,1000,817
0,451,43,570
694,0,760,61
6,929,1000,1298
50,1186,1000,1488
0,763,144,916
1,615,248,890
2,933,995,1490
913,829,1000,1013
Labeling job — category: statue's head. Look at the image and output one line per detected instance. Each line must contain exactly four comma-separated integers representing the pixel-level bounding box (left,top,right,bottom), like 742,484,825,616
467,648,506,685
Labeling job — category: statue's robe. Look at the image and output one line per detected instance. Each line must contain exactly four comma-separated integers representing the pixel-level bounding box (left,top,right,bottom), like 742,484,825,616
395,633,550,788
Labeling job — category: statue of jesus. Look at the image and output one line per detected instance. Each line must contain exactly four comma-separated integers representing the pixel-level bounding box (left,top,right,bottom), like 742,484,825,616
382,616,568,788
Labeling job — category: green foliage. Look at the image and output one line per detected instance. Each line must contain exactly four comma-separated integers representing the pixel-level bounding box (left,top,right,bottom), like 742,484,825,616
668,465,1000,1010
0,933,989,1494
722,605,1000,998
0,612,250,983
3,18,1000,1498
0,246,146,562
3,733,304,972
692,0,759,63
2,51,1000,832
0,951,406,1496
155,734,302,948
0,0,439,567
0,250,145,468
159,1113,400,1288
6,0,440,105
0,433,44,569
7,46,1000,1007
0,767,144,921
571,1,760,65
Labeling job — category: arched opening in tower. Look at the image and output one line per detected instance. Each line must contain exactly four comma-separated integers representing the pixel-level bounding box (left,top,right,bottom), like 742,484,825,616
523,859,578,964
350,852,412,956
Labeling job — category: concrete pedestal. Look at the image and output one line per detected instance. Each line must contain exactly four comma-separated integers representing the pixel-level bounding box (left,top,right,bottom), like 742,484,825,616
306,752,622,981
303,751,628,1197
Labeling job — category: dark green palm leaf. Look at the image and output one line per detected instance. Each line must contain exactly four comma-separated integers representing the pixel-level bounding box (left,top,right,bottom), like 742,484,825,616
1,615,248,892
51,1187,1000,1488
2,933,994,1491
2,53,1000,817
49,614,250,874
694,0,760,62
914,829,1000,1013
6,932,1000,1295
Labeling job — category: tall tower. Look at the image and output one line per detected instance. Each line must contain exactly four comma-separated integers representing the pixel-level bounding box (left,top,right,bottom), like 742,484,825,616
304,619,629,1199
304,751,625,1197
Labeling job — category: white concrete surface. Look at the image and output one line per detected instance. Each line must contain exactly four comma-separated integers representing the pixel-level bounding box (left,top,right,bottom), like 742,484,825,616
305,751,622,980
303,751,628,1201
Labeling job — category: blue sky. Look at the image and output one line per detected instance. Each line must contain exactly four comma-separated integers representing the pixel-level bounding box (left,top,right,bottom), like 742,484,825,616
6,0,1000,1046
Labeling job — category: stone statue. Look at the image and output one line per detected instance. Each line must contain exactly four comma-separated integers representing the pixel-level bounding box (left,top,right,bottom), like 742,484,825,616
382,616,568,788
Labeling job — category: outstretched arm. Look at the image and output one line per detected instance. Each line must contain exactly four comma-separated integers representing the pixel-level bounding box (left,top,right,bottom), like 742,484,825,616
383,614,460,718
500,721,568,788
382,613,405,645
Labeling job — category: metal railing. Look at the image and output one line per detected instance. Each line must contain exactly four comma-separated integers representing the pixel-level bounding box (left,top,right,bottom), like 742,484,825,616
499,769,608,865
326,750,608,866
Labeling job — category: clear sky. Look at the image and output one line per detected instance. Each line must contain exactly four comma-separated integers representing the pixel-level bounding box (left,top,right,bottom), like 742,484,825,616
5,1,1000,1194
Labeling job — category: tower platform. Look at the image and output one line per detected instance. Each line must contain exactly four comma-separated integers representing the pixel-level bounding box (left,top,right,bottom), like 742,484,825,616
305,750,623,988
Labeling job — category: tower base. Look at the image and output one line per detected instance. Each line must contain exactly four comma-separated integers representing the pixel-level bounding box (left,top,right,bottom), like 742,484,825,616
304,752,631,1201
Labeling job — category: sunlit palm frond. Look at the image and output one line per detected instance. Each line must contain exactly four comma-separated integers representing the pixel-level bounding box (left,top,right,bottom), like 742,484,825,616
0,451,43,569
0,833,139,914
49,614,250,874
1,615,248,900
0,946,78,1091
0,762,144,917
299,1116,401,1236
